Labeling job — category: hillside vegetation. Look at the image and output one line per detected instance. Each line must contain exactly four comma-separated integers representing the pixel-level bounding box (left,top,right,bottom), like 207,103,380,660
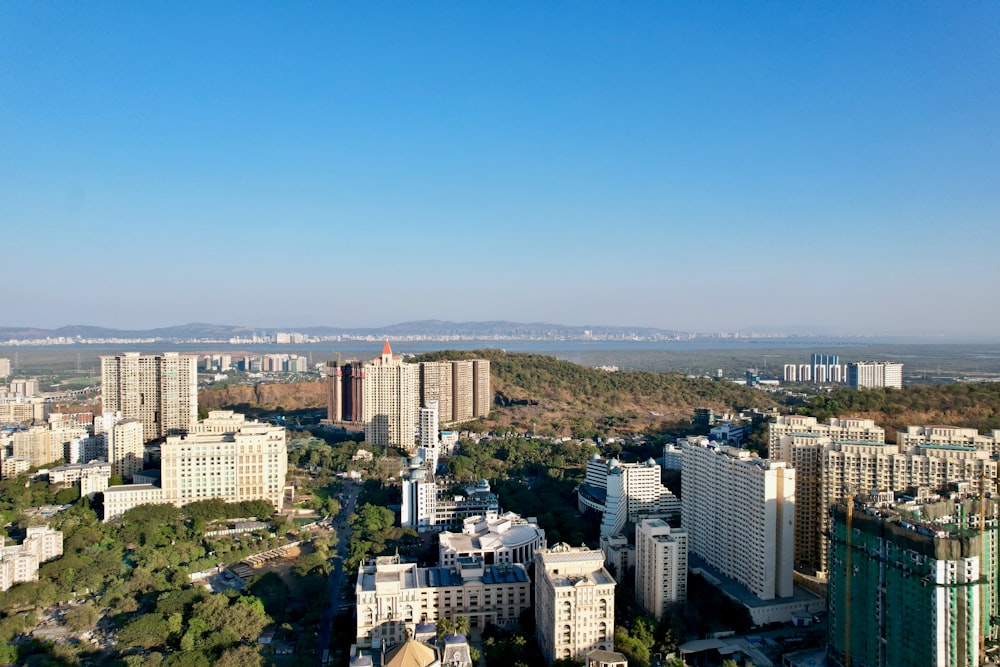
414,349,776,437
797,383,1000,441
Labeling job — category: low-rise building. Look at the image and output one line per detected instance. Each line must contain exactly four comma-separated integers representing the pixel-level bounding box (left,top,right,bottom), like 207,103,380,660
438,511,545,566
354,554,530,650
0,526,63,591
46,461,112,498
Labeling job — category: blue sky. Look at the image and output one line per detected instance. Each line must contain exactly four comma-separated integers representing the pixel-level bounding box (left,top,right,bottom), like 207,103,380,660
2,3,998,337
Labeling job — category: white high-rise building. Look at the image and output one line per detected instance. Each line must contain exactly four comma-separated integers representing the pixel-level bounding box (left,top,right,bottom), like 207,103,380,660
362,342,417,450
578,455,680,536
0,358,10,379
635,518,688,618
535,544,616,664
100,352,198,442
681,438,795,601
418,401,440,473
846,361,903,389
109,419,145,481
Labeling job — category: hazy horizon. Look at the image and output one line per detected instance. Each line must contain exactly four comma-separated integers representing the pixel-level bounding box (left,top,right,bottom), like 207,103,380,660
3,4,998,336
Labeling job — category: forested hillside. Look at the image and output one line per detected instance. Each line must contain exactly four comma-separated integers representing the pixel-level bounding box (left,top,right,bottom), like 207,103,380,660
414,349,776,437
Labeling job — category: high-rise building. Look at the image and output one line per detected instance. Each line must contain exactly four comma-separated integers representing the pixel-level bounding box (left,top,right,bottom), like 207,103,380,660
418,401,439,473
11,425,87,468
0,358,10,379
109,419,145,481
681,439,795,601
635,518,688,618
769,415,884,459
419,361,453,423
362,342,417,450
451,360,474,422
326,361,365,423
846,361,903,389
534,544,616,664
418,359,491,424
828,494,999,667
811,353,842,385
472,359,491,418
100,352,198,442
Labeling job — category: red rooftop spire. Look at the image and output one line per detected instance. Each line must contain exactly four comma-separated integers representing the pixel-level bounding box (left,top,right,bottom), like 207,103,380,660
382,340,393,356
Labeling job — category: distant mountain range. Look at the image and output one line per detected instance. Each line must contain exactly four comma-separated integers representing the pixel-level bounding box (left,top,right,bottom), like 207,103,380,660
0,320,704,342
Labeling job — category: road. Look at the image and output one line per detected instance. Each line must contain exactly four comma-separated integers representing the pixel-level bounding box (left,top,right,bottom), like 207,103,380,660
316,480,360,665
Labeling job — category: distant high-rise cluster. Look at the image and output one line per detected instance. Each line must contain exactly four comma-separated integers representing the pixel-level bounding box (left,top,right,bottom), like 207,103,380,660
325,344,491,450
100,352,198,442
783,354,903,389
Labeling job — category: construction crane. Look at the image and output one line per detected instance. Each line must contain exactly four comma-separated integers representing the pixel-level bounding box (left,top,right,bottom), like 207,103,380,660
844,486,854,667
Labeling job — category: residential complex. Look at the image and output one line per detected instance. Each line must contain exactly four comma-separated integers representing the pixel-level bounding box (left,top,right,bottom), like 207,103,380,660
534,544,616,664
437,511,546,566
828,493,1000,667
897,425,1000,456
681,438,795,601
418,359,491,424
772,418,1000,573
0,358,10,378
354,554,530,650
100,352,198,442
0,526,63,592
635,518,688,618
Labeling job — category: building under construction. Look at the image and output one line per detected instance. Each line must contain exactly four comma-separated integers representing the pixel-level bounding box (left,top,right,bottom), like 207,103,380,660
828,492,1000,667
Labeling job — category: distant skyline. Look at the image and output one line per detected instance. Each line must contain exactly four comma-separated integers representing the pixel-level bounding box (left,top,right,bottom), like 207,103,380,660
2,3,998,337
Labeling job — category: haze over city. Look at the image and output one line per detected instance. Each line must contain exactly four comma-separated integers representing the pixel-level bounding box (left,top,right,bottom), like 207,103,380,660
2,4,998,337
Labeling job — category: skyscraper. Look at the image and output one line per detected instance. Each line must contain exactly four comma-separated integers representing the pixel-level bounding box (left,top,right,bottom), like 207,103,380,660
846,361,904,389
362,342,418,450
100,352,198,442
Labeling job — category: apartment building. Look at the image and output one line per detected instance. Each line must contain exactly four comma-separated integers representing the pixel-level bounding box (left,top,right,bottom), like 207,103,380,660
846,360,903,389
898,425,1000,457
418,401,440,473
769,415,885,459
681,439,795,601
363,342,418,450
534,544,616,664
354,554,530,649
0,358,10,379
0,526,63,591
635,518,688,619
100,352,198,442
418,359,491,424
438,511,546,566
11,424,88,468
